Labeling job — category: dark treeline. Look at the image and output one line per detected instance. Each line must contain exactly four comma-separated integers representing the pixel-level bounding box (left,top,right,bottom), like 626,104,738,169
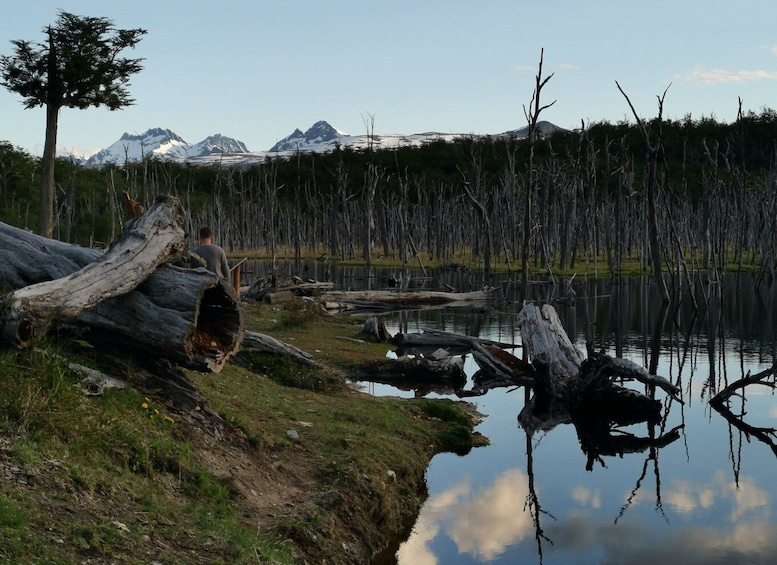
3,108,777,287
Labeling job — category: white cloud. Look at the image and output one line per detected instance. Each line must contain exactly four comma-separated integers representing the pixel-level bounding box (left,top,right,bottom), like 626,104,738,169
674,65,777,84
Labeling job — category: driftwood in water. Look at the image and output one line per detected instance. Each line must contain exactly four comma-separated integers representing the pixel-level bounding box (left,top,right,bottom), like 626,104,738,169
470,341,534,385
392,328,516,350
516,303,682,439
358,349,467,395
321,287,497,311
243,277,334,302
0,197,244,373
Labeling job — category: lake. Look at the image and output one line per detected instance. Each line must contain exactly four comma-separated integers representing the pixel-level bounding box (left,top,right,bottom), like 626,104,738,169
371,275,776,565
248,261,777,564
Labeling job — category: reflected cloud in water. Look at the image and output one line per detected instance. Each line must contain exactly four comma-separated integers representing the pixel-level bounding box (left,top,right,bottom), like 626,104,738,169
398,467,774,564
398,470,533,563
571,486,602,509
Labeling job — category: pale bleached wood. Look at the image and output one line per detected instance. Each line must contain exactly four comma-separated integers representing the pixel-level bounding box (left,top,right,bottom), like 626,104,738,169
1,195,187,347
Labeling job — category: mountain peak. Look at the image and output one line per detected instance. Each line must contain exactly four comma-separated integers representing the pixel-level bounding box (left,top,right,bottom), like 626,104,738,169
85,129,249,166
269,120,347,152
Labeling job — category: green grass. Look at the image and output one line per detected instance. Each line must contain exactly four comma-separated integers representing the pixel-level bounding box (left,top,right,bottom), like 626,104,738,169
0,344,297,564
0,300,482,563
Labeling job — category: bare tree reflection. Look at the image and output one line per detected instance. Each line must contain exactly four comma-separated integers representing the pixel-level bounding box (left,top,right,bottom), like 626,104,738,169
710,366,777,461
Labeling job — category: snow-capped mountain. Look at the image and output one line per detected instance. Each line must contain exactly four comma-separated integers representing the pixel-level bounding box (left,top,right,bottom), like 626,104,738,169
189,134,250,156
84,128,249,166
81,120,566,168
269,120,348,152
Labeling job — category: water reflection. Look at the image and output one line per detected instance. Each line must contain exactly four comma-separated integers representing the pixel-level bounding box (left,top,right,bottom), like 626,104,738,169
376,275,777,565
246,261,777,563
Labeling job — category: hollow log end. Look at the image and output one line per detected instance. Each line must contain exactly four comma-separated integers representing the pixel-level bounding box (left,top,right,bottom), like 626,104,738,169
188,280,245,373
1,304,46,349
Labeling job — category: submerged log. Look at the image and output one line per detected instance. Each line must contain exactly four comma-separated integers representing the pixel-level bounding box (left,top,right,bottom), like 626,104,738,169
0,197,244,372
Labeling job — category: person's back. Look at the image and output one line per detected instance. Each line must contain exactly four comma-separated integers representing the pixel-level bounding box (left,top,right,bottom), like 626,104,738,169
192,227,230,280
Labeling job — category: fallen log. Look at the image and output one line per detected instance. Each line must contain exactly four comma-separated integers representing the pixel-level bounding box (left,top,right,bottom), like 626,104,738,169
1,196,186,347
357,349,467,395
391,328,516,350
0,197,244,372
241,330,320,367
320,287,497,310
470,341,534,385
79,266,243,373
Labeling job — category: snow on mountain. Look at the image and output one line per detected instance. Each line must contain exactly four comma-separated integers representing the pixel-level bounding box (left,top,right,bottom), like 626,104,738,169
84,128,249,166
81,120,567,168
189,134,250,156
269,120,348,152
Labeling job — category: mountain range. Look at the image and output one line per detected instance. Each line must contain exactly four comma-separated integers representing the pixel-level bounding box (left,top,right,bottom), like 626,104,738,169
80,120,564,167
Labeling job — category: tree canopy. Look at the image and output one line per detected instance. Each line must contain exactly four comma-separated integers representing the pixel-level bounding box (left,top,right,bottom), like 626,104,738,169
0,10,146,237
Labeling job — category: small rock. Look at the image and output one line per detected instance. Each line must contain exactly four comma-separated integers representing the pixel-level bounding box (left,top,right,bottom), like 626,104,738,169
286,429,300,440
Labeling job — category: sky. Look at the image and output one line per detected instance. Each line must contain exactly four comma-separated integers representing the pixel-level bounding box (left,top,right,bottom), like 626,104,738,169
1,0,776,158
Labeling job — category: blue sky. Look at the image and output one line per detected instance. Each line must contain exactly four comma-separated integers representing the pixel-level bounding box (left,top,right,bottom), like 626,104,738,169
2,0,776,157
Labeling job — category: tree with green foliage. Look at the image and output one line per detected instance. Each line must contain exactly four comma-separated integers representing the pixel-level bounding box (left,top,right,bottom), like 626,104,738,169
0,11,146,238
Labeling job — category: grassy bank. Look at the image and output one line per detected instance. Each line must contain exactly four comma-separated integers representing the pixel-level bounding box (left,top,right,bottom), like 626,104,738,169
0,299,485,564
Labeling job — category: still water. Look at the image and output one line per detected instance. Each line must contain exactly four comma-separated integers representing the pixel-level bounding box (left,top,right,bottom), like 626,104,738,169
372,276,777,565
248,260,777,564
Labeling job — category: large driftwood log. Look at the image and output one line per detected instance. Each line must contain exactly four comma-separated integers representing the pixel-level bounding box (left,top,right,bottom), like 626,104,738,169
1,196,186,347
79,266,244,372
0,197,244,372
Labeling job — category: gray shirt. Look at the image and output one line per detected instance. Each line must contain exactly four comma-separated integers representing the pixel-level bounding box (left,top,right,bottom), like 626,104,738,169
193,243,230,279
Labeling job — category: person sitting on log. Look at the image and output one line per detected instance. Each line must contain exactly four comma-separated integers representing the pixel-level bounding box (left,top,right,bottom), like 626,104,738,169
192,226,230,280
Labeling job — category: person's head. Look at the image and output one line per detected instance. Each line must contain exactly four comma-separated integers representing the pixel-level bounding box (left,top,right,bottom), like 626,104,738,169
199,226,213,243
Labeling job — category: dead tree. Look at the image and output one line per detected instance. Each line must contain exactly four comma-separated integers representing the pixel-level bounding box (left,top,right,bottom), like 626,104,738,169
521,48,556,302
516,303,682,458
615,81,671,304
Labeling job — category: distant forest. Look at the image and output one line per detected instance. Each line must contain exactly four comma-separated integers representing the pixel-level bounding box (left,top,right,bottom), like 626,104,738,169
2,109,777,282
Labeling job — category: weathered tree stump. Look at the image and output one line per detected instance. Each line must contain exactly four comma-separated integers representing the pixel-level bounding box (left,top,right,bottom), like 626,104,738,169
516,303,682,451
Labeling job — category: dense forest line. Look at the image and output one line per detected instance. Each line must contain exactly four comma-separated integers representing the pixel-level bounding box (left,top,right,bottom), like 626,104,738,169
2,109,777,288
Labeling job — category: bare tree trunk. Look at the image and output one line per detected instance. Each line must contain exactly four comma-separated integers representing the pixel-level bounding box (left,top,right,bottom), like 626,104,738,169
522,48,556,302
616,81,670,304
